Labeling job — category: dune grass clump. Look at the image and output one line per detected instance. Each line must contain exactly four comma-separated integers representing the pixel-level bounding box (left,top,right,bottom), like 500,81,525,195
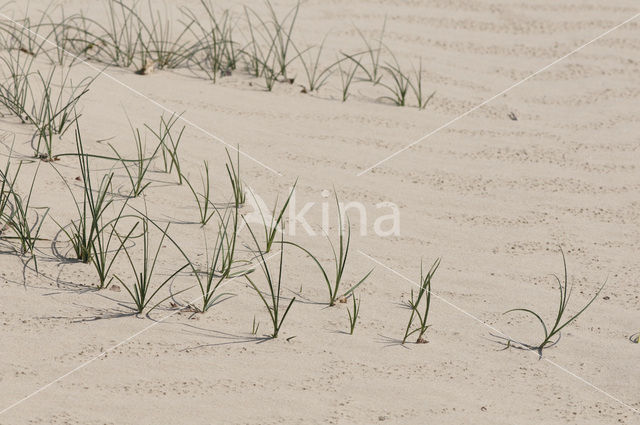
503,249,606,354
244,222,295,338
402,259,440,344
246,1,300,82
0,52,93,160
79,0,141,67
286,193,373,306
185,2,238,82
115,217,188,314
134,2,196,71
0,52,35,123
0,8,52,57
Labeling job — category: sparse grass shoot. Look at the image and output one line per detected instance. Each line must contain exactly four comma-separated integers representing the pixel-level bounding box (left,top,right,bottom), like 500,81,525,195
184,161,216,226
110,126,161,197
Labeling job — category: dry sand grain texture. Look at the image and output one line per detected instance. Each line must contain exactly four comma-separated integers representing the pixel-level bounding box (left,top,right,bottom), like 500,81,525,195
0,0,639,424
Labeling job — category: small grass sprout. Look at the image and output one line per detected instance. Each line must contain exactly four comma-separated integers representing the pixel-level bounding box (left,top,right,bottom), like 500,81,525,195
184,161,216,226
337,55,358,102
146,113,184,184
248,180,296,253
503,249,606,354
349,17,386,84
251,315,260,335
91,208,138,289
225,147,245,207
110,126,161,197
347,294,361,335
0,147,18,231
402,258,440,344
409,58,435,110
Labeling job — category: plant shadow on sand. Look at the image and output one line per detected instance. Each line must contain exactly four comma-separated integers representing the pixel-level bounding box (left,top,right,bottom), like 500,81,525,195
375,334,415,349
488,332,561,357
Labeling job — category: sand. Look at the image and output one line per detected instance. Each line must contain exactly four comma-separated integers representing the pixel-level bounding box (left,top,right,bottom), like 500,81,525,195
1,0,639,424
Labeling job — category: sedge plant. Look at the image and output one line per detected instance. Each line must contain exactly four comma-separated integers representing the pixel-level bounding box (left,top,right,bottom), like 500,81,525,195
379,49,410,107
183,161,216,226
402,258,440,344
285,193,373,306
145,113,184,184
503,249,606,354
3,161,49,269
409,58,435,110
248,179,296,253
110,125,162,197
244,220,295,338
347,17,386,85
115,217,188,314
294,36,339,93
347,293,361,335
53,126,114,262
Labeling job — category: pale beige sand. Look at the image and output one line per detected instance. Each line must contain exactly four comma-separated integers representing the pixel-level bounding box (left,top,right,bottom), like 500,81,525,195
1,0,639,424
